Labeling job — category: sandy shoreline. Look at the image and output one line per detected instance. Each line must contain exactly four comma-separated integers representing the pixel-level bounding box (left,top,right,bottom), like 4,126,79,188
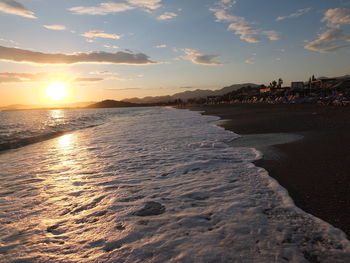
186,104,350,238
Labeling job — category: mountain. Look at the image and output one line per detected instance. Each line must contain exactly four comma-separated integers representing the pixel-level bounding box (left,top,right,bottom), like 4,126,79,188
123,83,259,103
87,100,141,108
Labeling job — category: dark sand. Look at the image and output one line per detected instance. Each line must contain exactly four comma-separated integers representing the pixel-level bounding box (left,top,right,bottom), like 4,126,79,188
188,104,350,237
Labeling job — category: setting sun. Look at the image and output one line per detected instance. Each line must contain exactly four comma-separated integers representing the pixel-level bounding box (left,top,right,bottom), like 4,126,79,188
46,82,68,101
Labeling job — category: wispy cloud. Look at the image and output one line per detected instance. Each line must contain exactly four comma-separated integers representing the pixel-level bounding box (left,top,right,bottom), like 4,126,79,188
304,29,349,53
0,37,19,46
43,25,66,31
69,0,162,15
209,7,239,22
105,87,141,91
181,48,222,66
0,0,36,18
210,1,279,43
276,8,311,21
104,44,119,49
0,72,46,82
155,44,167,48
74,78,103,82
89,70,130,81
157,12,177,20
0,46,156,65
305,8,350,53
69,2,134,15
263,30,280,41
322,8,350,28
89,71,120,76
0,72,104,83
245,57,256,64
227,20,261,43
127,0,161,11
82,30,122,39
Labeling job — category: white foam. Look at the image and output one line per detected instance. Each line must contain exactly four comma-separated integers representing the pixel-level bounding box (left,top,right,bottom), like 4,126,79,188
0,107,349,263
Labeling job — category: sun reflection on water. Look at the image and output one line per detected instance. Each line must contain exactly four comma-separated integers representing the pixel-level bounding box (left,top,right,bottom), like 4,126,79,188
50,109,64,119
58,134,73,148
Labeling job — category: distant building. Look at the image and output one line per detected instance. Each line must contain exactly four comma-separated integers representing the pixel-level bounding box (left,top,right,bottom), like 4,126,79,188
311,78,337,89
291,82,304,90
260,87,271,94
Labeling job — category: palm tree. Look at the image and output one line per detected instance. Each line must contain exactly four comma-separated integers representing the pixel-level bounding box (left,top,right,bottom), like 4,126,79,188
278,78,283,88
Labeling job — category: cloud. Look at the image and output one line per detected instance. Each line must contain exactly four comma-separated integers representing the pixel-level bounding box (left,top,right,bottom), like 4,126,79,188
304,29,349,53
0,37,19,46
43,25,66,31
209,8,240,22
210,1,279,43
155,44,167,48
322,8,350,28
82,30,122,39
305,8,350,53
69,0,162,16
157,12,177,20
182,48,222,65
0,0,36,18
218,0,236,9
0,45,156,64
89,70,134,81
104,44,119,49
263,30,280,41
74,78,103,82
69,2,134,15
127,0,161,11
228,21,261,43
245,57,256,64
0,72,106,83
105,87,141,91
0,72,46,82
276,8,311,21
89,70,119,76
88,71,130,81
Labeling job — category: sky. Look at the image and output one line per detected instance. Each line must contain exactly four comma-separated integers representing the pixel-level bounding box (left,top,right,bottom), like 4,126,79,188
0,0,350,106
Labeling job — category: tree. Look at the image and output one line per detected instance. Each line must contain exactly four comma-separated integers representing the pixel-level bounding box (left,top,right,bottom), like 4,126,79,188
278,78,283,88
271,80,277,88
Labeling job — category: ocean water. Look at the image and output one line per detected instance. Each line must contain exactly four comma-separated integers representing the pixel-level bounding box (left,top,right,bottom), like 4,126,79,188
0,107,349,263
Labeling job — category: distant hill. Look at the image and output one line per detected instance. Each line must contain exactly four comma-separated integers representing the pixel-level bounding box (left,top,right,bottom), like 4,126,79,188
0,101,96,111
62,101,96,108
123,83,259,103
0,104,44,111
87,100,141,108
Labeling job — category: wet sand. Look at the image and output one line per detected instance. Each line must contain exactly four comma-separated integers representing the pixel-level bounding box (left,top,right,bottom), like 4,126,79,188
187,104,350,237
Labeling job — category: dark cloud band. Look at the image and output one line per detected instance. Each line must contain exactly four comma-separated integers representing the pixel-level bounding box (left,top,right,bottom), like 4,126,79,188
0,46,156,65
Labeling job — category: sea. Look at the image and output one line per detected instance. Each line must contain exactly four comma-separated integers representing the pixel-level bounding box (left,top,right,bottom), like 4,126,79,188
0,107,349,263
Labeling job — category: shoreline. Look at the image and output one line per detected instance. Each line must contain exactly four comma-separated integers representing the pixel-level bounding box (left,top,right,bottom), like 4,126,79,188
186,104,350,238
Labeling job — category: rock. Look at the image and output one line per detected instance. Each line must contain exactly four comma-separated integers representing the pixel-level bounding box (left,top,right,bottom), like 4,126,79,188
134,202,165,216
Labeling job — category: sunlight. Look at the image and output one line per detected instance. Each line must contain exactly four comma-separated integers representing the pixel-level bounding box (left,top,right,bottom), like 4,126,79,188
50,109,63,119
58,134,73,148
46,82,68,102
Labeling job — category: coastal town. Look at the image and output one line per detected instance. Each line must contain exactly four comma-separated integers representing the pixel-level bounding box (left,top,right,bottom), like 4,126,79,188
191,75,350,106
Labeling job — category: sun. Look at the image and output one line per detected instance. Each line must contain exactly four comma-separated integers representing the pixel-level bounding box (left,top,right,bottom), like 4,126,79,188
46,82,68,102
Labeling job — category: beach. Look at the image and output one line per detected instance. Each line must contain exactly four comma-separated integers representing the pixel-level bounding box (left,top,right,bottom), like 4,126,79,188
187,103,350,238
2,107,350,262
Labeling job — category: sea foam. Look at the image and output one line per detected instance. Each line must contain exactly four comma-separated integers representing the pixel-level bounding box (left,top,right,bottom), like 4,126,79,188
0,107,349,262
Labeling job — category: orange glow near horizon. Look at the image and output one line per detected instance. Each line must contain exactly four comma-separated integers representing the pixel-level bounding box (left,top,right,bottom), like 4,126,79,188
46,82,68,102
